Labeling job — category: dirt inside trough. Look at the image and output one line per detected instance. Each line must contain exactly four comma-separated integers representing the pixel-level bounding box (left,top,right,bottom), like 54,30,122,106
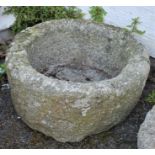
41,64,111,82
0,42,155,148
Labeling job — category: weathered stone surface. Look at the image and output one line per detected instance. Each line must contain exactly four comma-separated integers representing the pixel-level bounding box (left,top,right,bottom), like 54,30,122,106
6,19,150,142
138,106,155,149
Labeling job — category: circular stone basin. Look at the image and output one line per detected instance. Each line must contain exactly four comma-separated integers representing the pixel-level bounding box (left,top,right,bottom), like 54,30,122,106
6,19,150,142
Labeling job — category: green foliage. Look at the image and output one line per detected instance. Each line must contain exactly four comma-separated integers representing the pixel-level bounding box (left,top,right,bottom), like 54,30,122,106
125,17,145,35
145,90,155,105
0,64,6,80
89,6,107,23
4,6,84,33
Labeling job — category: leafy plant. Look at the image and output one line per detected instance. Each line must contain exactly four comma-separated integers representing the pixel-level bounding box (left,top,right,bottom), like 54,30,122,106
145,90,155,105
4,6,84,33
89,6,107,23
0,64,6,80
125,17,145,35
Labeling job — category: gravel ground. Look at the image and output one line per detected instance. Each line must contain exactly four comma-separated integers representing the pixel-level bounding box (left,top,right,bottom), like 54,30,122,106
0,57,154,149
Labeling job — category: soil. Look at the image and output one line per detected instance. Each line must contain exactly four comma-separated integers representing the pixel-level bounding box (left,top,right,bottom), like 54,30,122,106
0,42,155,148
42,64,111,82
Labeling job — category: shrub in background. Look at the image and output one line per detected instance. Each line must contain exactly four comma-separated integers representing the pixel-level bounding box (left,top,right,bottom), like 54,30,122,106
4,6,84,33
125,17,145,35
89,6,107,23
0,64,6,80
145,90,155,105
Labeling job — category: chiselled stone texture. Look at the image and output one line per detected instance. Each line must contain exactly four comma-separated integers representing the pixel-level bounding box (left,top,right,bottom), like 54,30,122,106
138,106,155,149
6,19,150,142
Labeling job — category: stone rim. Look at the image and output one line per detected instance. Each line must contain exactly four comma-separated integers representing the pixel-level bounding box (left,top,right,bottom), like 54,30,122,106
6,19,150,94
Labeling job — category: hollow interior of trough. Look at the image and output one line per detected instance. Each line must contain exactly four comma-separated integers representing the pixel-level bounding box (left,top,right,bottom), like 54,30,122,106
27,28,131,83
